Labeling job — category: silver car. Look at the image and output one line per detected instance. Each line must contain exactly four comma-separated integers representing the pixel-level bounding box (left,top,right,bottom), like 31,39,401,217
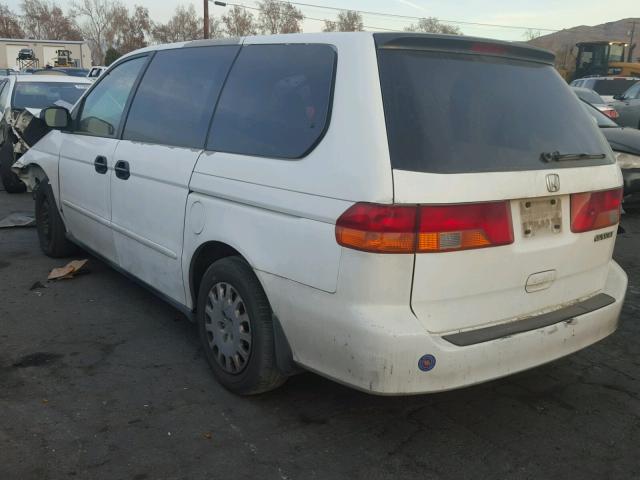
610,81,640,130
571,86,620,121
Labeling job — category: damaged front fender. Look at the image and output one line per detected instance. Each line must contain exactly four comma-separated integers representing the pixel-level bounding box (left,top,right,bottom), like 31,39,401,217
8,109,52,192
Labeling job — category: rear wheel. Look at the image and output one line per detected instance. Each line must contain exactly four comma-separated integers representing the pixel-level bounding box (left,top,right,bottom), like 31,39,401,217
35,180,76,258
197,257,286,395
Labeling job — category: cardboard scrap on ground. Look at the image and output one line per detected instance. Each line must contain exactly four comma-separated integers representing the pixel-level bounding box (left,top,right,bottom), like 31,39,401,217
48,260,89,281
0,212,35,228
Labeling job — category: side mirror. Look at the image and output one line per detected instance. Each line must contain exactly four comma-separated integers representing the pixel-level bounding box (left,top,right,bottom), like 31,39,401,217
613,94,624,101
40,106,71,129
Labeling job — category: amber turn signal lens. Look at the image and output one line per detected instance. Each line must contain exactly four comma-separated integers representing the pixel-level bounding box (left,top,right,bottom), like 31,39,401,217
335,201,514,254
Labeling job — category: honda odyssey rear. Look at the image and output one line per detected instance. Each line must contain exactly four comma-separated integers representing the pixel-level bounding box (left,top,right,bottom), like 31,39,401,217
299,34,627,394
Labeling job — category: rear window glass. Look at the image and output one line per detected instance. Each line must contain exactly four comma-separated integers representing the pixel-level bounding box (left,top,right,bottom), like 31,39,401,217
13,82,89,110
593,79,639,96
573,88,603,104
378,50,613,173
123,46,239,149
207,44,336,159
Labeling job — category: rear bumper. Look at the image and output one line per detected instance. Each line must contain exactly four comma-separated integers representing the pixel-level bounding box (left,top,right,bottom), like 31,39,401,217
262,260,627,395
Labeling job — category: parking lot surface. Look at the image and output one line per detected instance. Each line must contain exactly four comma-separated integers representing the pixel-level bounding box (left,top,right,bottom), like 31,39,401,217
1,189,639,480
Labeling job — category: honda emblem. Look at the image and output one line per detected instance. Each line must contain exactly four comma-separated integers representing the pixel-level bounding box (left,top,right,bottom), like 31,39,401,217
546,174,560,193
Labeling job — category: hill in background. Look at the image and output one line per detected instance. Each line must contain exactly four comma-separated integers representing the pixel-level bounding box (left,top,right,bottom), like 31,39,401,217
527,17,639,76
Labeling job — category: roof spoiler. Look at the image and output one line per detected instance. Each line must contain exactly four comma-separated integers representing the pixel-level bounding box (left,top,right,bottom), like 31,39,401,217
374,33,556,65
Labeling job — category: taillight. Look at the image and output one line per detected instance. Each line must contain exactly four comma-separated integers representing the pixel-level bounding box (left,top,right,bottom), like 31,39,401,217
570,188,622,233
417,202,513,252
604,109,619,120
471,42,508,55
335,201,513,253
334,203,417,253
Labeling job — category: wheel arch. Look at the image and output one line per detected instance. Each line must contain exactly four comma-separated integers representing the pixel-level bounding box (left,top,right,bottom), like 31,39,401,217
188,240,299,376
189,240,243,309
17,162,48,192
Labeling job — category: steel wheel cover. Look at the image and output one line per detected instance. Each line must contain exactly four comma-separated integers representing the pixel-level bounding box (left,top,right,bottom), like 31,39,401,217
204,282,252,374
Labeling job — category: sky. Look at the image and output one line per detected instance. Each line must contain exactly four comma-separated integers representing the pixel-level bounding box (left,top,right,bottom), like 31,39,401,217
4,0,639,41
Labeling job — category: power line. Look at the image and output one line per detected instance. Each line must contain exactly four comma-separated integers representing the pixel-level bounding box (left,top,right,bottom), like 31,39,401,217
230,0,560,32
224,1,400,31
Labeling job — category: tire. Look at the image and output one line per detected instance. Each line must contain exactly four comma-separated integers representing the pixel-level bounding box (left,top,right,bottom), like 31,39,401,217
197,256,286,395
0,140,25,193
35,180,77,258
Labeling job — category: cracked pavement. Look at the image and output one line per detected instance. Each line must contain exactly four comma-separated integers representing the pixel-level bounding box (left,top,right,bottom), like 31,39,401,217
1,190,639,479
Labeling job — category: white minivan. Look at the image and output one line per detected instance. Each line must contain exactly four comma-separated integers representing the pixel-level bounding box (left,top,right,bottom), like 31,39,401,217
16,33,628,395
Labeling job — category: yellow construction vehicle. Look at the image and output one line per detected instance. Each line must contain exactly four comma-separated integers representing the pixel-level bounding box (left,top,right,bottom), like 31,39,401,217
574,41,640,80
53,49,74,67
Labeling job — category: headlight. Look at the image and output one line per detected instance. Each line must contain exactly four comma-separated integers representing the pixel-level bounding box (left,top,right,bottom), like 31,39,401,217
615,151,640,169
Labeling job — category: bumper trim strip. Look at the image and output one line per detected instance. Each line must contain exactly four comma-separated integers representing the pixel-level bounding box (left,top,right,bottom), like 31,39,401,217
443,293,616,347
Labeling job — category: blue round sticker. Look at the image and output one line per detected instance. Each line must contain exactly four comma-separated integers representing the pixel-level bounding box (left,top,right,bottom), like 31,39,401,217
418,354,436,372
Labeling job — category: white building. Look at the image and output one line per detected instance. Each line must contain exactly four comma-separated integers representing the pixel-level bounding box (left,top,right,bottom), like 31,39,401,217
0,38,92,69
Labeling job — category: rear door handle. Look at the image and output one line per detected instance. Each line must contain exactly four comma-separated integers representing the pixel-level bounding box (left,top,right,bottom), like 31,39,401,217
114,160,130,180
94,156,108,174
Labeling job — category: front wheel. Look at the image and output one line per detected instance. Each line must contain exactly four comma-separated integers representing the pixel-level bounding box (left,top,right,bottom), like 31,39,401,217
35,180,77,258
197,257,286,395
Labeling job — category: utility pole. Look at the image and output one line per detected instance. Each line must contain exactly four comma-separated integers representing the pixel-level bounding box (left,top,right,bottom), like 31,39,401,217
628,20,638,62
204,0,209,39
204,1,227,40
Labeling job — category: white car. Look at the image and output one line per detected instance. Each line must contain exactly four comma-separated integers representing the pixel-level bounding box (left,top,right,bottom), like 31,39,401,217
0,74,91,192
16,33,628,395
570,76,640,103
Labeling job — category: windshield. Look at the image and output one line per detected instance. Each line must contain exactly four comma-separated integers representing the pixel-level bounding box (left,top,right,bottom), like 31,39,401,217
593,79,639,96
579,45,607,69
609,44,625,63
377,50,613,173
13,82,89,110
581,99,618,127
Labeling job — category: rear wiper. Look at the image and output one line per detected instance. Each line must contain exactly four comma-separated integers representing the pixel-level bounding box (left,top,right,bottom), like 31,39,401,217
541,151,606,163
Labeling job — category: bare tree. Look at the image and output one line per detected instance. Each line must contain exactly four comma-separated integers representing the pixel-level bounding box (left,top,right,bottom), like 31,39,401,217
209,17,224,38
21,0,82,40
151,4,202,43
71,0,113,64
523,28,541,41
108,4,151,54
405,17,462,35
0,4,25,38
322,10,363,32
221,6,256,37
258,0,303,34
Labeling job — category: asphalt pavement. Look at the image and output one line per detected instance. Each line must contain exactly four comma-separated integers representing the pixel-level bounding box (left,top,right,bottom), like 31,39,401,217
1,189,639,480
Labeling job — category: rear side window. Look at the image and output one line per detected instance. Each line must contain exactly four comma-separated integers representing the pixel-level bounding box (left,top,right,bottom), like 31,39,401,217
378,50,612,173
123,46,239,149
207,44,336,159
